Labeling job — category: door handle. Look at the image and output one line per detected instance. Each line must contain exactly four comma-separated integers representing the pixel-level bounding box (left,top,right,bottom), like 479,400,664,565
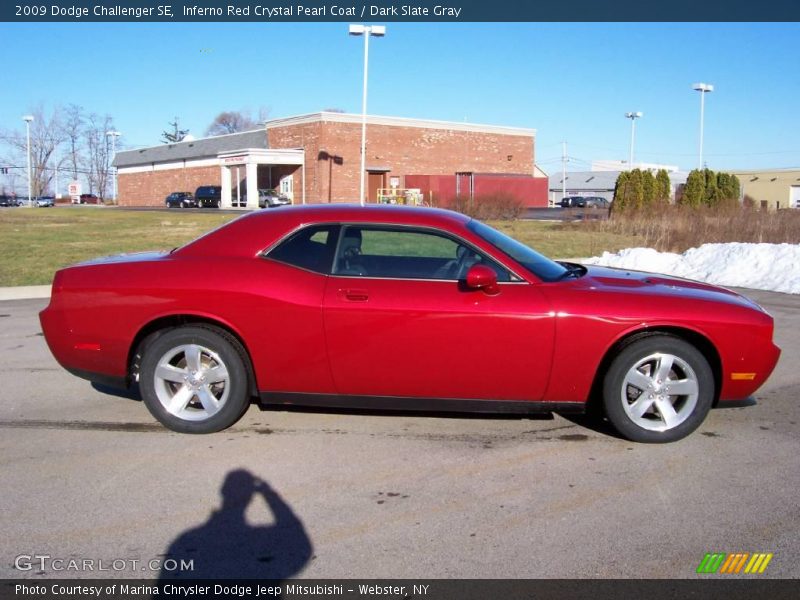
339,288,369,302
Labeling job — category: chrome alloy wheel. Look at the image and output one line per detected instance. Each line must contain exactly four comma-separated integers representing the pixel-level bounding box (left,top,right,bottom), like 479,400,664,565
153,344,230,421
620,352,699,432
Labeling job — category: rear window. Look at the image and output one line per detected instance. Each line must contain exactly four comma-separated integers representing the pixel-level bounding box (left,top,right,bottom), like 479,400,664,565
196,187,220,196
266,225,340,274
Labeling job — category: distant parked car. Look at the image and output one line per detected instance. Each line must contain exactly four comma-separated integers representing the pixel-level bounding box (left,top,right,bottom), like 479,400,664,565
247,189,291,209
35,196,55,208
79,194,101,205
584,196,610,209
0,195,18,207
195,186,222,208
165,192,197,209
560,196,584,208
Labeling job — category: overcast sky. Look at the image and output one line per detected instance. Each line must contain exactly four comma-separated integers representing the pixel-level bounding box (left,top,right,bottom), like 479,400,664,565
2,22,799,172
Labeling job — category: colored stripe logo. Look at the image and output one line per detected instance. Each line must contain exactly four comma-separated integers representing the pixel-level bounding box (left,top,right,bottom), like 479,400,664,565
697,552,773,574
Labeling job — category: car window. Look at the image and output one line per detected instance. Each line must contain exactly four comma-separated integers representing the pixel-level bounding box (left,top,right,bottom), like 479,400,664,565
333,225,511,281
467,219,568,282
266,225,340,274
360,229,456,258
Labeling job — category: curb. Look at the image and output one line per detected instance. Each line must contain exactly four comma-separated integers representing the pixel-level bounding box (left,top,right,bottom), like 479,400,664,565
0,286,51,301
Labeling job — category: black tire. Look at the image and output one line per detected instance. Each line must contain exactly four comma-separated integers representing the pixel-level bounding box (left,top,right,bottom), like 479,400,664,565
602,335,714,443
139,326,250,433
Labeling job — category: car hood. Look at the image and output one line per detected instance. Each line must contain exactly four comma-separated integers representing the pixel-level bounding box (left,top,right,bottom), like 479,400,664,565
579,264,765,311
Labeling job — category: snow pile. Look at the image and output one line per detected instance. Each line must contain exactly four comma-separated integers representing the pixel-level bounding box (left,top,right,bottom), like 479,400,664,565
584,243,800,295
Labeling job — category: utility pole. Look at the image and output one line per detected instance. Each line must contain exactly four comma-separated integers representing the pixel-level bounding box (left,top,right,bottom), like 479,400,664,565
561,141,567,206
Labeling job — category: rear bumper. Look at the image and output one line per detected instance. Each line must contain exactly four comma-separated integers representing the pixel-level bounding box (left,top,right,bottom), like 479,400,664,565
40,302,129,385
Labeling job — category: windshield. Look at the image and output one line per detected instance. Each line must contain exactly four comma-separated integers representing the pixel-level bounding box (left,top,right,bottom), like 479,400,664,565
467,220,569,282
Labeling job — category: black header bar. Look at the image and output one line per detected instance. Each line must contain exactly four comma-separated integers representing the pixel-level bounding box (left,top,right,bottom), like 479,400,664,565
2,579,800,600
3,1,800,23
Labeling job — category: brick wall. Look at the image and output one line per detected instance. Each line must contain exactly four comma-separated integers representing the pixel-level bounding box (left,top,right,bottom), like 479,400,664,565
268,120,534,204
118,118,535,206
118,165,220,206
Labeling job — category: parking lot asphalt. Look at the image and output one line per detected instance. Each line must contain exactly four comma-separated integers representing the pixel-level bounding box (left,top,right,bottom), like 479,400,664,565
1,290,798,579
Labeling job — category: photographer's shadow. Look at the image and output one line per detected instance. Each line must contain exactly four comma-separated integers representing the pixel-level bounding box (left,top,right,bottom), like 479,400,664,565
159,469,312,579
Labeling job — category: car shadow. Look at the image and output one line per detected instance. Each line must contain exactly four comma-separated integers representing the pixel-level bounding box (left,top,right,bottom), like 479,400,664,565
91,381,142,402
158,469,313,579
558,413,627,440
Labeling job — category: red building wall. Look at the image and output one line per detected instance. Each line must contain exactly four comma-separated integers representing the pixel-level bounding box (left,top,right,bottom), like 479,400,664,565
268,118,534,204
405,174,548,208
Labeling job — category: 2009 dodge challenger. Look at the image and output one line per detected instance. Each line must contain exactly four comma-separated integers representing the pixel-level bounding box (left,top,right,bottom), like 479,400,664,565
40,205,780,442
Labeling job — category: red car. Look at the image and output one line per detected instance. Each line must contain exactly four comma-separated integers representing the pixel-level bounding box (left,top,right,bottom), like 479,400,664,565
40,205,780,442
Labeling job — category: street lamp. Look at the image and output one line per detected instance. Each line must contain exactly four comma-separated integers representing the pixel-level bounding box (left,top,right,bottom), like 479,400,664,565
349,23,385,206
692,83,714,169
624,111,643,168
106,130,121,202
22,115,33,206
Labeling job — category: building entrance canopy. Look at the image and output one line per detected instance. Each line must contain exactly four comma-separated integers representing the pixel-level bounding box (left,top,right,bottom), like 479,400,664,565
218,148,305,208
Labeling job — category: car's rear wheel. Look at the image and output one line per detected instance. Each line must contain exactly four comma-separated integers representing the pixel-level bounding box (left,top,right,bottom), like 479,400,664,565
140,327,250,433
602,335,714,443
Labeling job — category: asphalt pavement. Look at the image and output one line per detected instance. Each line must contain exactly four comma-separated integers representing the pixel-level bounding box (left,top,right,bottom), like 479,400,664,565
1,290,798,579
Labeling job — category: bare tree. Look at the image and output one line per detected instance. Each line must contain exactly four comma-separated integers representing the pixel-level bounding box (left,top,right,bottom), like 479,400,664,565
84,113,115,199
162,117,189,143
206,111,256,136
62,104,84,181
205,107,269,136
0,105,65,198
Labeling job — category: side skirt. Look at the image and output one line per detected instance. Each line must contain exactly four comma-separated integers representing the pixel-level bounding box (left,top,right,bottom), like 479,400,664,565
258,391,585,415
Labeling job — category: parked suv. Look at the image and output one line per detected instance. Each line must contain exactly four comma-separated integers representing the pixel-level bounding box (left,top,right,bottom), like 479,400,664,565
195,186,222,208
584,196,610,209
165,192,197,208
560,196,584,208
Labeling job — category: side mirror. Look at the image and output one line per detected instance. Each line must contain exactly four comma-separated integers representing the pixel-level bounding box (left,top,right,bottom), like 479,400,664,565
465,264,500,295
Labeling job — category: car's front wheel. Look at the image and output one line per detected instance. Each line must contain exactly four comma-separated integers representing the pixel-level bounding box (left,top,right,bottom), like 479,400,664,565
602,335,714,443
139,326,251,433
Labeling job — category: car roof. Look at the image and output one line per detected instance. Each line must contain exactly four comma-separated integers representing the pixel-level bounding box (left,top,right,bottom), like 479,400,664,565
177,204,471,258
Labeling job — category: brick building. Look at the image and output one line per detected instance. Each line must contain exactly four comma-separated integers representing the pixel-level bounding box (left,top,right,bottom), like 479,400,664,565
114,112,545,208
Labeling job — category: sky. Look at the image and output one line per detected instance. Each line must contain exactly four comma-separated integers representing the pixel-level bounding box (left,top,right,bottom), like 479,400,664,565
1,22,799,173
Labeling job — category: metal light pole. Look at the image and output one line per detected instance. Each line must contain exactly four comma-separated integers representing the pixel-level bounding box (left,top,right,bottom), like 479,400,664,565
692,83,713,169
561,141,567,206
22,115,33,206
106,130,121,202
625,111,642,167
349,24,385,206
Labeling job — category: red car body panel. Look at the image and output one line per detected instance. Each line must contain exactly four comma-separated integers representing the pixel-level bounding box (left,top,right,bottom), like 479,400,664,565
322,275,554,400
40,205,780,411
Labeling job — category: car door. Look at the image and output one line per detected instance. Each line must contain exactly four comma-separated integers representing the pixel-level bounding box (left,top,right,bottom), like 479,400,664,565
322,225,555,402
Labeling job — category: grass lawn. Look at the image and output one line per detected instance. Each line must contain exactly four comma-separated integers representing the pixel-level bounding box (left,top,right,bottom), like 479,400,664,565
0,208,237,287
0,207,642,287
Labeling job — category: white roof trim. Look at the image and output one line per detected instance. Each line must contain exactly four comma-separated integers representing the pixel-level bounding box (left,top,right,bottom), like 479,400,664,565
218,148,305,165
264,111,536,137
